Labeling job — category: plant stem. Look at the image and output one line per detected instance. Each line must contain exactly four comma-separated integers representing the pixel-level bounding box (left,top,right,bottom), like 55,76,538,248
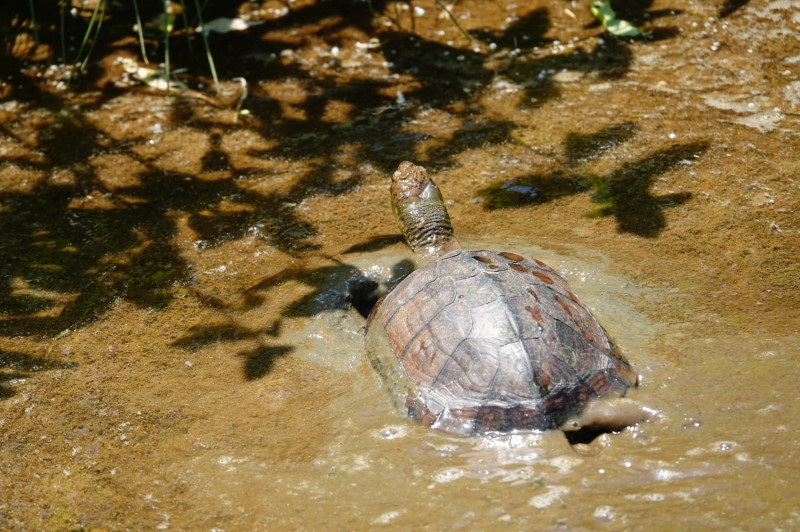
27,0,40,46
132,0,149,63
77,0,106,71
163,0,171,95
193,0,220,95
433,0,470,41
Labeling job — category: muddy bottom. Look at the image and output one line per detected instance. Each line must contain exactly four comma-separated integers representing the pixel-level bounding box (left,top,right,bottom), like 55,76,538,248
1,0,799,529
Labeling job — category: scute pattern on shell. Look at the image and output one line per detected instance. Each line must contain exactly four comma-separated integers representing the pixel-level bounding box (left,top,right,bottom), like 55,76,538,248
365,249,636,435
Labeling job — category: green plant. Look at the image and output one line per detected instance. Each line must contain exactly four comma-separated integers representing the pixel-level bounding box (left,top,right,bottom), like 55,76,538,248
590,0,650,37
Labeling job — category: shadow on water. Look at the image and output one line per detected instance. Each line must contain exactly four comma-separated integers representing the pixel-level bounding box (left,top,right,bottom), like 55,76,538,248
169,235,410,380
0,350,77,399
169,241,413,381
480,122,708,237
597,0,680,25
564,122,641,164
170,319,295,380
0,126,334,335
588,141,707,236
578,0,683,42
244,242,414,322
719,0,751,18
239,345,295,380
0,0,685,383
471,8,551,50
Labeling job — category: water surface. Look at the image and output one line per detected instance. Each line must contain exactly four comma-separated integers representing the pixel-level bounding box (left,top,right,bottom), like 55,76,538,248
1,0,799,529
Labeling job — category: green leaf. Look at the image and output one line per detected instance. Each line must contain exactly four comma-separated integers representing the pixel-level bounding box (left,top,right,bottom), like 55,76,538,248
590,0,648,37
605,18,642,37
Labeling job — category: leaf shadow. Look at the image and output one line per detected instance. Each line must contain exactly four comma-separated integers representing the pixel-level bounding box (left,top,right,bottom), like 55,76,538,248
719,0,751,18
588,141,708,236
1,350,78,399
172,321,292,381
239,345,294,381
0,0,688,382
480,123,708,237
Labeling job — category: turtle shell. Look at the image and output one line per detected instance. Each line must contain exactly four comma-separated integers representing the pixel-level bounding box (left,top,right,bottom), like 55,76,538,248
365,249,636,436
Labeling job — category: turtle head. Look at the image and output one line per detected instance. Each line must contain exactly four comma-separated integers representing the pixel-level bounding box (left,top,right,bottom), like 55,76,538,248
390,161,445,211
390,162,461,263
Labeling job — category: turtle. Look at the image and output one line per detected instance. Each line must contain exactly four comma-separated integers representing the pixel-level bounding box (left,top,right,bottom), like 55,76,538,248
364,161,642,436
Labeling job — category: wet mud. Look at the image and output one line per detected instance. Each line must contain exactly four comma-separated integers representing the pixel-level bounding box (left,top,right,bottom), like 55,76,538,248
1,0,799,529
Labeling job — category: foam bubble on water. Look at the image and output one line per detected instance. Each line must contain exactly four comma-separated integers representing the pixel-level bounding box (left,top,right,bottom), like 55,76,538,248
686,447,704,456
655,468,680,481
674,491,697,502
548,455,584,474
732,109,785,133
433,467,465,483
625,492,666,502
529,485,569,509
477,432,545,451
156,514,170,530
687,440,740,456
713,441,738,452
372,510,401,525
350,455,371,472
594,505,617,522
372,425,407,440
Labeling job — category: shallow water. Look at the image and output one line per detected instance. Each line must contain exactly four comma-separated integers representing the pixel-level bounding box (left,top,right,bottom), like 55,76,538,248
165,242,796,530
2,0,800,529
